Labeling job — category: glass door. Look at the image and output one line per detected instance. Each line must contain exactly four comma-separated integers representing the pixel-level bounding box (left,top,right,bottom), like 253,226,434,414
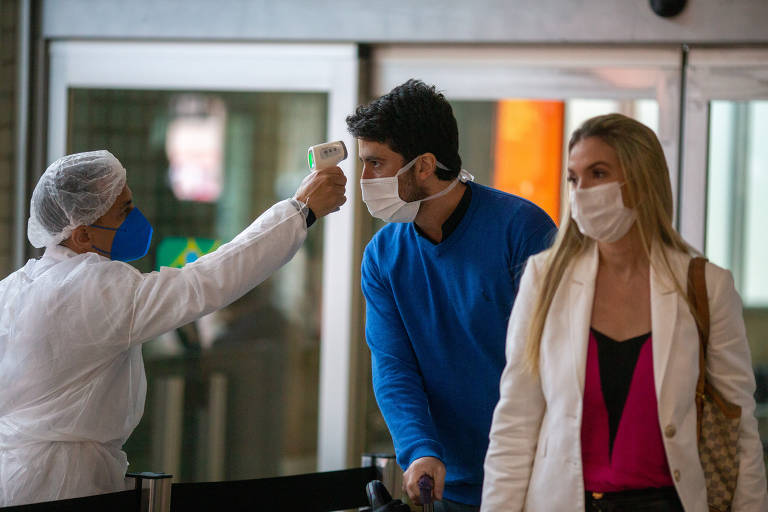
47,41,360,476
682,48,768,455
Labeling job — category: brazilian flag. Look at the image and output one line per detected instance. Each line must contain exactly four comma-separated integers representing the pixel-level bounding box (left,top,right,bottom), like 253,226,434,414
156,237,221,270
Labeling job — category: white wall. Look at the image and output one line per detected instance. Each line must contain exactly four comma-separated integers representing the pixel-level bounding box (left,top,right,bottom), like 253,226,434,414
42,0,768,44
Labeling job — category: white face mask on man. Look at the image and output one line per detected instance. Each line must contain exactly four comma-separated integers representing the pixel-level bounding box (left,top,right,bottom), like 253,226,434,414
569,181,636,243
360,156,474,223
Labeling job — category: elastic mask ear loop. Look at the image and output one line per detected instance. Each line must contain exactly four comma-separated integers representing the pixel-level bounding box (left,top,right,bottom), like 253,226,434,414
90,223,121,232
390,156,466,203
91,245,111,257
89,223,119,258
420,160,467,203
395,156,420,177
422,176,460,203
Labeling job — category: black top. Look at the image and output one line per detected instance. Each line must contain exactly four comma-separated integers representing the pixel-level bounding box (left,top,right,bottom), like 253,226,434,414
413,183,473,244
591,327,652,457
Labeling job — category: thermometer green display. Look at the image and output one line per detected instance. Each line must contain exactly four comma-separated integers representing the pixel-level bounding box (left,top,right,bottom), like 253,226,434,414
307,141,347,170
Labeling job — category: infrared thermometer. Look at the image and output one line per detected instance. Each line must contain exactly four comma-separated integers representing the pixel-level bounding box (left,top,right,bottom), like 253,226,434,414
308,140,348,170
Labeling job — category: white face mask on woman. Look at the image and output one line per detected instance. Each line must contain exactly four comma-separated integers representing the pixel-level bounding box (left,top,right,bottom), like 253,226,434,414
360,156,474,223
570,181,636,243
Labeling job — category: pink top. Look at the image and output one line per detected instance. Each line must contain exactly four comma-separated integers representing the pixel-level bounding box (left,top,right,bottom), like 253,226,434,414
581,331,674,491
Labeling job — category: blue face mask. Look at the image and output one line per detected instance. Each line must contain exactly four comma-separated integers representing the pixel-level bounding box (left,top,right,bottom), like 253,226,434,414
91,208,153,262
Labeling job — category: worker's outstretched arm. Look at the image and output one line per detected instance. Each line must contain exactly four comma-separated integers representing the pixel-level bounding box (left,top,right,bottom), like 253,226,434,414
127,166,346,345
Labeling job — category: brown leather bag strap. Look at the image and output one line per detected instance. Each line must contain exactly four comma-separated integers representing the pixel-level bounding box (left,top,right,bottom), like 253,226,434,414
687,256,710,350
687,256,709,442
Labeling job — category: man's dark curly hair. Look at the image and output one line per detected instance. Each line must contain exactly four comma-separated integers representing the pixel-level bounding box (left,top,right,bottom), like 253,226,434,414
346,79,462,181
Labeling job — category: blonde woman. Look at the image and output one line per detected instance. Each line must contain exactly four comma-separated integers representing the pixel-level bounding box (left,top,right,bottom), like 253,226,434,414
481,114,768,511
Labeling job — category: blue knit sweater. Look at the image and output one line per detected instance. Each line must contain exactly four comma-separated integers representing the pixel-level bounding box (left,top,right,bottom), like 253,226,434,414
361,182,556,505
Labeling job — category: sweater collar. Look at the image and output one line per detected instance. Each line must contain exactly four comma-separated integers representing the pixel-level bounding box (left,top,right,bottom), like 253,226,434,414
413,182,473,245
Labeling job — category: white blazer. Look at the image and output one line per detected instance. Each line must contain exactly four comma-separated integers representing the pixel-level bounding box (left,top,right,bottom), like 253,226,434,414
481,242,768,511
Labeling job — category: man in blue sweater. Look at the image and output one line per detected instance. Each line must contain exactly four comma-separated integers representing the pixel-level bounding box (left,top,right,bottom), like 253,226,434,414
348,80,556,511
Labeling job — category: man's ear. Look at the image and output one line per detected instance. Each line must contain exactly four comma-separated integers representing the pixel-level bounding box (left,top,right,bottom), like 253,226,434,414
66,225,92,253
414,153,437,182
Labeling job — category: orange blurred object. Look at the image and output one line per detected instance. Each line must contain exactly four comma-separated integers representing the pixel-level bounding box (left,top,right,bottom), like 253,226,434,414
492,100,564,225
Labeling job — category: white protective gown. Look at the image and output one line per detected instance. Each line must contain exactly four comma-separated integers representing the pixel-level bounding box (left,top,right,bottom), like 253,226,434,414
0,199,308,506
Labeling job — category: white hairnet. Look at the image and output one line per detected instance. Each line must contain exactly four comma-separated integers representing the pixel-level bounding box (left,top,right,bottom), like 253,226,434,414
27,150,127,248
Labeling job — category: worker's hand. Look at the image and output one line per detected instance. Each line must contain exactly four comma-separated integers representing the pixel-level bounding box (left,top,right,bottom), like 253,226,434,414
294,166,347,218
403,456,445,505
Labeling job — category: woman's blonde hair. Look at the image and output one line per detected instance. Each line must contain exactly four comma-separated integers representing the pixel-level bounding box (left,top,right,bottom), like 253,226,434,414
523,113,698,374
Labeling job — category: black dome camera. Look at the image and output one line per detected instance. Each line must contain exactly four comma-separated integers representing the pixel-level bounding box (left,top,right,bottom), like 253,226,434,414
649,0,687,17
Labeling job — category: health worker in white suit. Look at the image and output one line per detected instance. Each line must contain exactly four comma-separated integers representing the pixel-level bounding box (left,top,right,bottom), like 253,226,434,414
481,114,767,511
0,150,346,506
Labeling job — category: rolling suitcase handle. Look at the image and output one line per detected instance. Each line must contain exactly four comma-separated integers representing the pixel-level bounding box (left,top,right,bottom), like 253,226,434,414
418,474,434,512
